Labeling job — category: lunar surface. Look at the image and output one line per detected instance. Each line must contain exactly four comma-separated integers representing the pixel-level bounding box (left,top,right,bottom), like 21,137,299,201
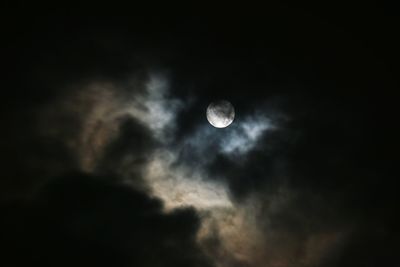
206,100,235,128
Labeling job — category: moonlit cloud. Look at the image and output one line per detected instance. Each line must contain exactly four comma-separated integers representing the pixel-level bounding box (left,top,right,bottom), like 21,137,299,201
50,73,181,172
179,113,276,166
221,115,274,154
145,150,233,210
128,73,183,140
55,72,284,267
38,71,347,267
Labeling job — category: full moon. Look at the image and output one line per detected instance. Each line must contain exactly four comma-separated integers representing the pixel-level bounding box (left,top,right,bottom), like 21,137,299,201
206,100,235,128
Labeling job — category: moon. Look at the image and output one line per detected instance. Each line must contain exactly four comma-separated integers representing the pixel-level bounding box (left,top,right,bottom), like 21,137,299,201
206,100,235,128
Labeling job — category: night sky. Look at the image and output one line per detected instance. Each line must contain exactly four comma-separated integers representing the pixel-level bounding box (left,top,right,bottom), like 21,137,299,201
1,2,399,267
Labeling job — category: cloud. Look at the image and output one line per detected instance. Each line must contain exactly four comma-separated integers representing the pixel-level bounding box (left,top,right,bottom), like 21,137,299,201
177,112,277,171
220,115,274,154
144,149,232,210
34,71,359,267
34,72,286,267
1,172,214,267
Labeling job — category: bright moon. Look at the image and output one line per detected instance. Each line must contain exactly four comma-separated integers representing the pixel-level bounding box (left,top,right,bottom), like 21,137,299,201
206,100,235,128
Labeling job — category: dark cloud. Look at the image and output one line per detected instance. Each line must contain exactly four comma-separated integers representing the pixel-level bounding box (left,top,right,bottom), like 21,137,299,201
1,172,213,267
95,116,158,181
0,111,80,200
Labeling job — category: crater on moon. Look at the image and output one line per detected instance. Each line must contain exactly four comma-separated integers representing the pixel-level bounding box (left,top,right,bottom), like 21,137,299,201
206,100,235,128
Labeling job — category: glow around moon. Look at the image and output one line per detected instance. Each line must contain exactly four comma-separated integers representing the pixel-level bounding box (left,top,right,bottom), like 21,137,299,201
206,100,235,128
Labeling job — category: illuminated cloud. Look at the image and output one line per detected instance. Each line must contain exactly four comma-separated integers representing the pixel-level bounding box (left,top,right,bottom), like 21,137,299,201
58,72,277,267
126,73,183,141
220,115,274,154
144,150,233,210
36,72,347,267
179,113,276,168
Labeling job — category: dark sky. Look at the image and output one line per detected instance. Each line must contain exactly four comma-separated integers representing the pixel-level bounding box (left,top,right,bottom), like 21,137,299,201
1,2,399,267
